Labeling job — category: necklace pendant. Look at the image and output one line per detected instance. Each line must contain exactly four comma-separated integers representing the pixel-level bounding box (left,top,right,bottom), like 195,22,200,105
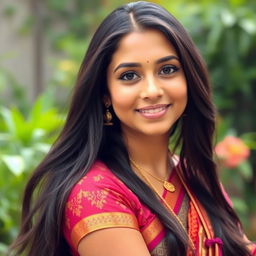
164,181,175,192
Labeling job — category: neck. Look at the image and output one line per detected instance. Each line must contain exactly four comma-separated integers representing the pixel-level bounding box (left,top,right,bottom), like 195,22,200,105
123,131,170,178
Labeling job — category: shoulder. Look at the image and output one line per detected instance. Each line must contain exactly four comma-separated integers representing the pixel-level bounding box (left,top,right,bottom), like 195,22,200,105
64,161,153,251
67,161,138,210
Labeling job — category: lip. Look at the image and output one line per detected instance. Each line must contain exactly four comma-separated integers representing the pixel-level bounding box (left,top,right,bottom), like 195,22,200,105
136,104,172,119
136,104,171,111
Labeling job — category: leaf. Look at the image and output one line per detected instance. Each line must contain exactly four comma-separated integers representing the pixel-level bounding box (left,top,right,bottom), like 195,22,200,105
231,197,248,214
0,107,15,135
0,242,8,255
31,128,46,140
11,107,26,132
221,9,236,27
206,18,223,55
33,143,51,153
30,96,43,123
1,155,25,176
0,133,11,141
239,18,256,34
29,96,64,134
238,30,251,56
241,132,256,150
238,161,253,180
35,109,64,132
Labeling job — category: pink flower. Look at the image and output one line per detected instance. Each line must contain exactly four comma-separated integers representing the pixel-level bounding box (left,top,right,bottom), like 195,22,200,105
215,136,250,168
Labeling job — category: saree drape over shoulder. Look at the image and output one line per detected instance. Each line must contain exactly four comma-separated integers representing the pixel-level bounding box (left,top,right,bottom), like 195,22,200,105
64,161,256,256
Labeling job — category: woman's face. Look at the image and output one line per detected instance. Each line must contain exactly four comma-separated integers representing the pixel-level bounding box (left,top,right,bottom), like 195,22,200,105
106,29,187,139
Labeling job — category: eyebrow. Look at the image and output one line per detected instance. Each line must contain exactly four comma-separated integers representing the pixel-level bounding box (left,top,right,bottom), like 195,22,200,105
156,55,179,64
113,55,179,73
114,63,140,73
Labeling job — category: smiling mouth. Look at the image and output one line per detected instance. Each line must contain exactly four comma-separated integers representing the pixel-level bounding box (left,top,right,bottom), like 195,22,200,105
136,104,171,114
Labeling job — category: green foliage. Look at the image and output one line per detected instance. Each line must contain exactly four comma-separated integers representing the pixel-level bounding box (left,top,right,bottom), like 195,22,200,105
163,0,256,127
0,66,29,114
0,95,64,251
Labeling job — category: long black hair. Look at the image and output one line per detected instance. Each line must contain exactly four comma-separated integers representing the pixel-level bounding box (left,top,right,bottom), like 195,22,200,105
9,1,251,255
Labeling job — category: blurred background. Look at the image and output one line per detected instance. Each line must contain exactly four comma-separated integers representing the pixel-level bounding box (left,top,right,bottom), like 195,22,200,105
0,0,255,254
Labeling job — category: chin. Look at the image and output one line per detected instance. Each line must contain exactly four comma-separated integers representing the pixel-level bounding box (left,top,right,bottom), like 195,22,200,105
140,127,171,137
121,122,174,138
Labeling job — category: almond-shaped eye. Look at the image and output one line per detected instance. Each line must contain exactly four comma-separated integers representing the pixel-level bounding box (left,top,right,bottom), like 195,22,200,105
119,71,140,81
159,65,179,75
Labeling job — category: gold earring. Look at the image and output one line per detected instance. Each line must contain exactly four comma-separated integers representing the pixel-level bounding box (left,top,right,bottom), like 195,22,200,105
104,103,113,126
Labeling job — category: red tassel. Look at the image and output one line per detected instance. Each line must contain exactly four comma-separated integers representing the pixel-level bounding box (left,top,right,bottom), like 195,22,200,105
205,237,223,256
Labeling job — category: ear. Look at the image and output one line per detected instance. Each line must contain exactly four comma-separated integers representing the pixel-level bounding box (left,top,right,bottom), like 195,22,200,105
103,95,111,107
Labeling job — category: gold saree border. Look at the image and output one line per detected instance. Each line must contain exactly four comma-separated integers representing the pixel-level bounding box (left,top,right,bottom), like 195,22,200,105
71,212,139,249
176,167,216,256
142,217,164,245
164,169,182,210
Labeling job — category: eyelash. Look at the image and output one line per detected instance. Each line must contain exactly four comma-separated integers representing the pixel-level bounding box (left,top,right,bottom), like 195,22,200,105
118,71,139,81
159,65,179,76
118,65,179,81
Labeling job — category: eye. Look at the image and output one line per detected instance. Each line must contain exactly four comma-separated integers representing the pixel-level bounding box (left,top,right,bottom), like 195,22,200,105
159,65,179,76
119,71,140,81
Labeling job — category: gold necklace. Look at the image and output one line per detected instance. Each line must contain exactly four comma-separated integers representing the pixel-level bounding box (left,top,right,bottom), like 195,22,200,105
129,158,175,192
130,158,195,251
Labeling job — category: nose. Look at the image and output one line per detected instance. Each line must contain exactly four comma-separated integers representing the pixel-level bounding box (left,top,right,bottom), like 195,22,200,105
140,75,163,100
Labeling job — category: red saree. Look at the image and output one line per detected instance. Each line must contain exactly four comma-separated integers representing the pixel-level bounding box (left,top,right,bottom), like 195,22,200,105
63,161,256,256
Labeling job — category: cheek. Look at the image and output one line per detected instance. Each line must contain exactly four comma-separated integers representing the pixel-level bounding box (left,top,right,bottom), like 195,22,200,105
109,86,137,112
177,87,187,103
173,86,187,99
165,78,187,102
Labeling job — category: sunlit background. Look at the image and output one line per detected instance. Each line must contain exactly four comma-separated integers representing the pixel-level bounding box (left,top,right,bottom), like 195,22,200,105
0,0,255,254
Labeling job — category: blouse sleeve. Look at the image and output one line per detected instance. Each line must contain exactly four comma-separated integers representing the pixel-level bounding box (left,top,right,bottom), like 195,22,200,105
63,161,140,252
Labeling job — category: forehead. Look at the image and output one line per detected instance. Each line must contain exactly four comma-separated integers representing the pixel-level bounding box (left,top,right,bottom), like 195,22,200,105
109,29,178,66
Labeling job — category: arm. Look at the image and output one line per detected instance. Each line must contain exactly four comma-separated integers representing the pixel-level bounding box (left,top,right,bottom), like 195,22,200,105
78,228,151,256
64,162,151,255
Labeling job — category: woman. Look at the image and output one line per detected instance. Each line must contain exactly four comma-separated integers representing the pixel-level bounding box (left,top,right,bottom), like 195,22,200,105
9,1,256,256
